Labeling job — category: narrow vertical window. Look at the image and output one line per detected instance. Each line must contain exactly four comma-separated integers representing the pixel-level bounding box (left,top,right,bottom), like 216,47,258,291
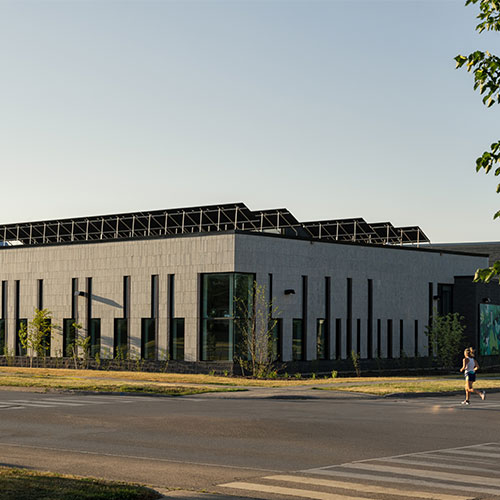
1,281,7,319
37,279,43,310
317,318,326,360
1,282,7,355
169,274,184,361
15,281,26,356
414,319,419,357
335,318,342,359
377,319,381,358
269,274,281,361
367,279,373,359
346,278,352,354
399,319,404,357
86,277,92,331
142,275,158,359
123,276,130,319
387,319,393,359
324,277,331,360
292,318,303,361
356,318,361,356
302,275,308,360
71,278,78,320
428,282,433,356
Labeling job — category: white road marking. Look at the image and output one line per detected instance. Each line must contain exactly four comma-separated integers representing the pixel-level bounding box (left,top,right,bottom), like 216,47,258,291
378,456,500,474
436,449,500,459
347,462,500,487
221,481,378,500
263,474,473,500
308,469,500,496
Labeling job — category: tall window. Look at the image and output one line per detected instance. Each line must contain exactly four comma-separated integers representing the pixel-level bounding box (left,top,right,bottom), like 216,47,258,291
90,319,101,358
171,318,185,360
292,319,304,361
169,274,185,360
63,319,76,357
387,319,393,359
270,318,282,361
141,318,156,360
201,273,253,361
114,319,128,358
317,318,326,360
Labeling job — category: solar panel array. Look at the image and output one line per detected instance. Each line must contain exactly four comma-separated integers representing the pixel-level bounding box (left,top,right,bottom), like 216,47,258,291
0,203,429,247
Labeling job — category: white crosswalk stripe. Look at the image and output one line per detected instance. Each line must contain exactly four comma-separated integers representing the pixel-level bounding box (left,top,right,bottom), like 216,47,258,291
220,442,500,499
0,395,155,410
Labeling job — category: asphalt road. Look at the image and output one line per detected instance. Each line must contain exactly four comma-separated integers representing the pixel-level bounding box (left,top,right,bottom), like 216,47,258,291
0,388,499,500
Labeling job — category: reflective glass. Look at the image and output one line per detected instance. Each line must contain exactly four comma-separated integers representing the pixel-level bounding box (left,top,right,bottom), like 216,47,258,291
63,318,76,357
90,319,101,358
203,274,231,318
141,318,156,360
171,318,184,360
16,319,27,356
292,319,303,361
202,319,231,361
114,318,128,358
317,318,326,360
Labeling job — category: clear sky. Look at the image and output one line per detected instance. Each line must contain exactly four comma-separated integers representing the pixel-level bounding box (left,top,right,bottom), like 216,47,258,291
0,0,498,242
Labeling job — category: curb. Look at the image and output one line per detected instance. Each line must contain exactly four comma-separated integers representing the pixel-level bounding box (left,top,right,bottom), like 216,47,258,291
383,387,500,398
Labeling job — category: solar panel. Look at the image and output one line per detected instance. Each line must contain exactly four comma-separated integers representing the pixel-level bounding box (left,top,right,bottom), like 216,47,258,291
0,203,430,247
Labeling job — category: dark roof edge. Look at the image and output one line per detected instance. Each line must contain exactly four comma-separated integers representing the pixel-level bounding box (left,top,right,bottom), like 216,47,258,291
0,228,488,257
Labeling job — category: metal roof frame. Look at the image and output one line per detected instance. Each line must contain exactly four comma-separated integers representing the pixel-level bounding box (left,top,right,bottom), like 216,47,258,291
0,203,430,247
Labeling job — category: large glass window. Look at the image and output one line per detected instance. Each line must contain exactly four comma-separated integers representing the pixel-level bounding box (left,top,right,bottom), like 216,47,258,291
317,318,326,360
171,318,185,360
90,318,101,358
201,273,254,361
141,318,156,360
114,318,128,358
292,318,303,361
63,319,76,357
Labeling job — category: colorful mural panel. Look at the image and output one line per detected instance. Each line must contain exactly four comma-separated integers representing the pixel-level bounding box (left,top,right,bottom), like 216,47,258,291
479,303,500,355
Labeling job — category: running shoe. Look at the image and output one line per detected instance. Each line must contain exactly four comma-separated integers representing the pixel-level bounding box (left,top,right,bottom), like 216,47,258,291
481,391,486,400
461,400,470,405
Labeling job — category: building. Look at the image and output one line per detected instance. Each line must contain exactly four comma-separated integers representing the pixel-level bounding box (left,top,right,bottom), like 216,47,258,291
0,203,495,371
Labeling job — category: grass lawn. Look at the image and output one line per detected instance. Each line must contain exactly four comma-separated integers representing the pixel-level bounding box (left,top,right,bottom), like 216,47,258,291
315,377,500,395
0,366,349,389
0,467,161,500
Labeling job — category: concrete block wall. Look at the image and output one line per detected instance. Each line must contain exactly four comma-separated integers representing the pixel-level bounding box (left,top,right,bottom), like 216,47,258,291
0,231,489,365
0,234,235,361
234,233,488,362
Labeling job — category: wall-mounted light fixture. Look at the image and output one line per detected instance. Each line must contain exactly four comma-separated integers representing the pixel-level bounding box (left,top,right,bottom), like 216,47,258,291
74,291,86,297
284,289,295,295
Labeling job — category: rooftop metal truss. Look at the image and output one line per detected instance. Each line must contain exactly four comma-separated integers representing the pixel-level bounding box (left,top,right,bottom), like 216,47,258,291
0,203,430,247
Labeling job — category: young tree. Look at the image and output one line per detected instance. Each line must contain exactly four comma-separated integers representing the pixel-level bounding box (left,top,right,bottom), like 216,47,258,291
455,1,500,282
18,308,54,368
426,312,466,369
234,281,280,378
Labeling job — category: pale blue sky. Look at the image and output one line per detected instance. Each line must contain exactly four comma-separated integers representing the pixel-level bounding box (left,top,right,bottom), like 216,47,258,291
0,0,498,242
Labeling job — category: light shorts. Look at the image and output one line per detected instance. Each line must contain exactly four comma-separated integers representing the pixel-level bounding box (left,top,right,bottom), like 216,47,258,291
465,371,476,383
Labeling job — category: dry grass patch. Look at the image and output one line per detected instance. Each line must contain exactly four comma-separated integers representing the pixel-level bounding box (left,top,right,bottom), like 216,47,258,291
316,378,500,395
0,467,161,500
0,367,428,387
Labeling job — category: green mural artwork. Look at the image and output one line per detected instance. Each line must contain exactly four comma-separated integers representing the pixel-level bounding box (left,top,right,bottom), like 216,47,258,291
479,304,500,355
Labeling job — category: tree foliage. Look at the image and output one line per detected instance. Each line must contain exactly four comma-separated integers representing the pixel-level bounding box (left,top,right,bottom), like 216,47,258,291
233,281,280,378
18,308,54,368
426,312,466,369
456,1,500,282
